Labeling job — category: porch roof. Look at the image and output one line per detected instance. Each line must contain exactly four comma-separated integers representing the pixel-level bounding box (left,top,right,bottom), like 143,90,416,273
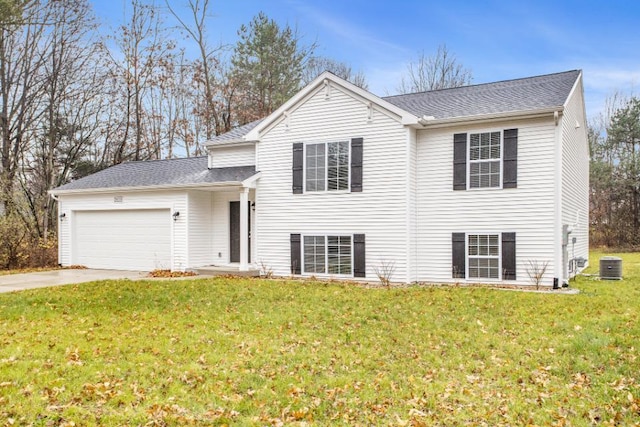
51,156,257,194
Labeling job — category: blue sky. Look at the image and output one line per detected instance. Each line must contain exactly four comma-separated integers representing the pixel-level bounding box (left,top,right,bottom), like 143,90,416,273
92,0,640,120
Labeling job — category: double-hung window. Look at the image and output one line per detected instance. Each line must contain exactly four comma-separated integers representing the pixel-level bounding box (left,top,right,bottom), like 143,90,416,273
452,232,516,281
469,131,501,188
303,235,352,275
468,234,500,279
305,141,349,192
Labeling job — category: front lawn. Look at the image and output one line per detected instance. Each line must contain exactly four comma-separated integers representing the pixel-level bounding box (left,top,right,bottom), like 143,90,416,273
1,252,639,426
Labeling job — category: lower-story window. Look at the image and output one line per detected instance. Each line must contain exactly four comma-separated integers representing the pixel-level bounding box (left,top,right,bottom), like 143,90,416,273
452,232,515,281
303,236,326,273
468,234,500,279
303,235,352,275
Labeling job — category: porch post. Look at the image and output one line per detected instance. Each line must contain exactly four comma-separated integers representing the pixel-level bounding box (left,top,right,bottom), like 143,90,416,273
239,187,249,271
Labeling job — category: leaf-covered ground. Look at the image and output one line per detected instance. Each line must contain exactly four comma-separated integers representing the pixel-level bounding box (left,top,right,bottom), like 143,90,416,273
1,252,639,426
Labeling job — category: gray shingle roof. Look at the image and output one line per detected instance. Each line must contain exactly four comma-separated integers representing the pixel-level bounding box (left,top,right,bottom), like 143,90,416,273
206,119,263,144
53,157,257,192
382,70,580,119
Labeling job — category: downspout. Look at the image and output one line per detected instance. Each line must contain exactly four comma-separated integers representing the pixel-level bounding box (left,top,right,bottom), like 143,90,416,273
405,127,413,284
49,192,62,267
553,110,563,287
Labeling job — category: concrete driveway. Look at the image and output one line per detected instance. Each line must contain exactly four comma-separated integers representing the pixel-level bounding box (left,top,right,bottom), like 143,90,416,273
0,269,147,293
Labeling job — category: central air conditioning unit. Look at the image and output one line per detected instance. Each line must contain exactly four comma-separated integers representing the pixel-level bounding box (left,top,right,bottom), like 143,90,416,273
600,256,622,280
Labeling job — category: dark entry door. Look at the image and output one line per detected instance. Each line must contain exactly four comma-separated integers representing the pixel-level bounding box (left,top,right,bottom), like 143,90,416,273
229,201,251,263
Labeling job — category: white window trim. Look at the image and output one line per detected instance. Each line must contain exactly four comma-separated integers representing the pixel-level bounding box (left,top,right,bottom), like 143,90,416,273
467,130,503,190
303,140,351,193
466,232,502,281
302,233,354,277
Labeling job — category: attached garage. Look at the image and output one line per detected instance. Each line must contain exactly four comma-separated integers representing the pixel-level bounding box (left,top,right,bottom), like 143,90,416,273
73,209,171,271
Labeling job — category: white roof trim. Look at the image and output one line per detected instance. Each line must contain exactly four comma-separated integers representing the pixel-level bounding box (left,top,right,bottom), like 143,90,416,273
412,107,565,129
244,72,419,140
242,171,261,188
563,70,583,109
207,140,257,149
48,180,254,196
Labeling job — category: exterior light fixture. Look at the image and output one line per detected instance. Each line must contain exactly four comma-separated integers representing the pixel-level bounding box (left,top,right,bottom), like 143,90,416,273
59,213,66,220
172,211,180,221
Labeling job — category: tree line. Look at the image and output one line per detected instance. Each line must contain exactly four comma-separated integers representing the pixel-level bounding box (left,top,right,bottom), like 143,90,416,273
3,0,639,264
590,95,640,248
0,0,374,266
0,0,476,269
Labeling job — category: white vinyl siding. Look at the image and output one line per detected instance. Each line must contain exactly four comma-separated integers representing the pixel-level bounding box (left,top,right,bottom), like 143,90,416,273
208,144,255,168
256,83,410,281
560,75,590,277
416,117,557,285
187,191,213,267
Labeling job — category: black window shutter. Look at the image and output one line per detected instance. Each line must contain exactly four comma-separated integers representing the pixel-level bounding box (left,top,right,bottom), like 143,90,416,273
351,137,363,192
452,232,466,278
503,129,518,188
502,232,516,280
453,133,467,190
290,234,301,274
292,143,304,194
353,234,366,277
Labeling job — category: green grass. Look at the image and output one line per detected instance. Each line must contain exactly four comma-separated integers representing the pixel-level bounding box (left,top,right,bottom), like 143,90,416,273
1,252,639,426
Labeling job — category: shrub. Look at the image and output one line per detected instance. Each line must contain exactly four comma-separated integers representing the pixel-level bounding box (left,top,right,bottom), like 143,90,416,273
0,215,58,270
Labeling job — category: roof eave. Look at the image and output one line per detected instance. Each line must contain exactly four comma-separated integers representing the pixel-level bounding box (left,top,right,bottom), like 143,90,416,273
412,106,564,129
204,139,258,148
49,180,250,196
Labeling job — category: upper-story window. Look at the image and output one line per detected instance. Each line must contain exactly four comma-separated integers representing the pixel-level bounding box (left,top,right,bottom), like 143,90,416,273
305,141,350,192
469,131,501,188
293,138,362,194
453,129,517,191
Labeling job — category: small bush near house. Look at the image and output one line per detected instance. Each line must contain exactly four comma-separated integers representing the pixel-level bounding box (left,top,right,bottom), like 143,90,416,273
0,214,58,270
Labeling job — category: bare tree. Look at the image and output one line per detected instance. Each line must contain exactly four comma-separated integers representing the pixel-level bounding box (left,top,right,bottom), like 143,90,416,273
302,56,368,90
397,44,472,94
526,260,549,290
166,0,227,140
106,0,174,163
0,0,50,215
22,0,106,239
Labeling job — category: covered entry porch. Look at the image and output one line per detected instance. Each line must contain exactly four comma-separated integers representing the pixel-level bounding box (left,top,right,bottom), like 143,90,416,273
186,173,259,273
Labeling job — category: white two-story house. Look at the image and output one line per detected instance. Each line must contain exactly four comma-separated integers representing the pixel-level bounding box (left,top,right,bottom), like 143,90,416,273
50,70,589,287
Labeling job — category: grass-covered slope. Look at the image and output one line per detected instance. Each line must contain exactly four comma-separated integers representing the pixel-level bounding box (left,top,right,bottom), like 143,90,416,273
0,252,639,425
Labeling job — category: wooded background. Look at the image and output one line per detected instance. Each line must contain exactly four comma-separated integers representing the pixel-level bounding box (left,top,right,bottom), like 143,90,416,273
0,0,636,268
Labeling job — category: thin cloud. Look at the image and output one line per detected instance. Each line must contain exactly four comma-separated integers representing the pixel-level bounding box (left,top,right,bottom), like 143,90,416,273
288,1,409,58
584,68,640,92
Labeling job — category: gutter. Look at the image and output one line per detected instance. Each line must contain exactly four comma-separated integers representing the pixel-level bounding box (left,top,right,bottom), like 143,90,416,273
204,139,258,148
412,107,564,128
48,180,249,196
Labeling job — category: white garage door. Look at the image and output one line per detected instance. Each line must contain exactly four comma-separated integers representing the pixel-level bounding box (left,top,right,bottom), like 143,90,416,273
73,209,171,271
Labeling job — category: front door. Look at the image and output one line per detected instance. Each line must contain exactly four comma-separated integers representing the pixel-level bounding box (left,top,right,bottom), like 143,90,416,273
229,201,251,263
